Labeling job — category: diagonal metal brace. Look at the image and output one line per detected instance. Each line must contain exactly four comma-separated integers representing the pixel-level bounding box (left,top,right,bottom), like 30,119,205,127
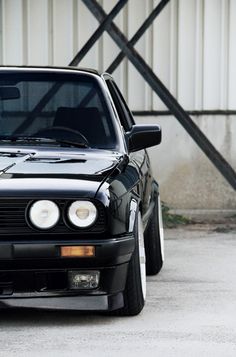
83,0,236,190
15,0,167,133
78,0,170,107
14,0,128,134
106,0,170,73
69,0,128,66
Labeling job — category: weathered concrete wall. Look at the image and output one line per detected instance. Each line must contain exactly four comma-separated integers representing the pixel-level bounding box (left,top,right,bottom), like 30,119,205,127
135,115,236,209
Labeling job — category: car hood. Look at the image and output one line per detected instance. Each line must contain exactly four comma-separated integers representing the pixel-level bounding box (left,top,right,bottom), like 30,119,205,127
0,147,126,197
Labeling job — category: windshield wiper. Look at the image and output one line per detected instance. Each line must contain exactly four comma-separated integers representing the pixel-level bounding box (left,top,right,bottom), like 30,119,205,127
0,136,89,148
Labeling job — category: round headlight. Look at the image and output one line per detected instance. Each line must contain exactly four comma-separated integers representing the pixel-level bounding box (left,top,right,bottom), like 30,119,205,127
68,201,97,228
29,200,60,229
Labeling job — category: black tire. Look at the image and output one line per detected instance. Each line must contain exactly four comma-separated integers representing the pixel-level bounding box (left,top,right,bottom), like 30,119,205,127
115,213,145,316
144,195,164,275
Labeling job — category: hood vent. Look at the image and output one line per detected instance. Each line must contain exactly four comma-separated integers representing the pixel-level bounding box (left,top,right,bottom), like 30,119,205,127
0,152,26,158
26,157,86,164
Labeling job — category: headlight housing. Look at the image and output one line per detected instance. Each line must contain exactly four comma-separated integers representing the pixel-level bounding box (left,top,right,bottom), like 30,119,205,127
68,201,97,228
29,200,60,229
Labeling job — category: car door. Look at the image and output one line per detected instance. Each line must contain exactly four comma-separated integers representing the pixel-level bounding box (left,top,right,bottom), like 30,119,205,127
105,77,153,218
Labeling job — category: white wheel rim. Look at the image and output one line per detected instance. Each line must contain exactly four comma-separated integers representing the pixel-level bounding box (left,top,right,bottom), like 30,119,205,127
158,195,165,261
138,213,146,300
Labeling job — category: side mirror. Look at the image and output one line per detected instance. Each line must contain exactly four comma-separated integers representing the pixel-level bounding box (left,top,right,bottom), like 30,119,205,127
127,124,162,152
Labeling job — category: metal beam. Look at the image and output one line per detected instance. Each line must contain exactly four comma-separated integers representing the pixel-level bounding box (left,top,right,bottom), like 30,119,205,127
16,0,166,133
106,0,170,73
69,0,128,66
78,0,169,108
83,0,236,190
133,110,236,116
14,0,127,134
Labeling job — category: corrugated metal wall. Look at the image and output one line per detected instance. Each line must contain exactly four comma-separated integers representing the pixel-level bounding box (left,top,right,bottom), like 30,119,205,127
0,0,236,112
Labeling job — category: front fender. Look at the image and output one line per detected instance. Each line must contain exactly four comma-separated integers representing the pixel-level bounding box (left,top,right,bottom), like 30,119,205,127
95,163,141,236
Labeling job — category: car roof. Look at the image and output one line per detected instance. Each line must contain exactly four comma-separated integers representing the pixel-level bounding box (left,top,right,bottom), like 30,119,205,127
0,65,105,77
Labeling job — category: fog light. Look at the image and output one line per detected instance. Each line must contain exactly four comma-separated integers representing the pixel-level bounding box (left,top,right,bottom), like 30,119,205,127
68,271,100,290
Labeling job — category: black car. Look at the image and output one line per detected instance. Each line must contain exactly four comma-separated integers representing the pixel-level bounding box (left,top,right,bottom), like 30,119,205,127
0,66,164,316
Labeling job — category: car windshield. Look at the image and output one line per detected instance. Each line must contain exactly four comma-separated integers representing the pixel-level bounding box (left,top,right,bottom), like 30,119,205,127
0,72,117,149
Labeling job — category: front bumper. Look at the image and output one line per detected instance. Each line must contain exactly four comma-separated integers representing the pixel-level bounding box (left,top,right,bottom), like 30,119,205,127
0,292,124,311
0,235,134,311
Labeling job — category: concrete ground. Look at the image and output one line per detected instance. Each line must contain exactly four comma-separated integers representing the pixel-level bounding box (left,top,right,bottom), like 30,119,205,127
0,223,236,357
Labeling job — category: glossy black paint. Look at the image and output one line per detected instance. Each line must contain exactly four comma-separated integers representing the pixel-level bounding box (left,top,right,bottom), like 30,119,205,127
0,66,161,311
127,124,161,152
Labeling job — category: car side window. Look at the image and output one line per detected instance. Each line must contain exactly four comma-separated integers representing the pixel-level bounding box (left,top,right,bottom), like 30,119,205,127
106,80,135,132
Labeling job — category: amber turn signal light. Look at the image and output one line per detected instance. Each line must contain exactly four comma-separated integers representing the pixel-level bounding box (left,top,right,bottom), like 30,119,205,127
60,246,95,258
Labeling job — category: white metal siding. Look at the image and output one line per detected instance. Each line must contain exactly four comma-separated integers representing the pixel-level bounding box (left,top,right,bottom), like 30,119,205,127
0,0,235,111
